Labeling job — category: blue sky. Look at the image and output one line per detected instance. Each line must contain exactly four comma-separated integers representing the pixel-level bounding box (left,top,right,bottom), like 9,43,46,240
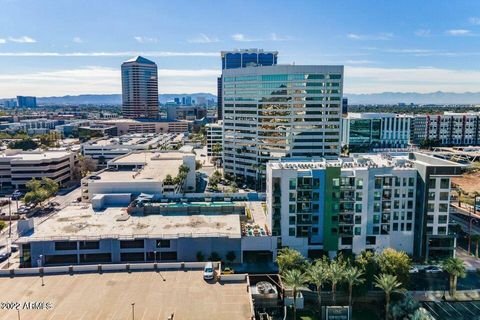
1,0,480,97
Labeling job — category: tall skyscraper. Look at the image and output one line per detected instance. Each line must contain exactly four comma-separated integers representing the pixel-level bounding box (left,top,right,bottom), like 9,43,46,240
121,56,159,119
222,65,344,186
217,49,278,120
17,96,37,108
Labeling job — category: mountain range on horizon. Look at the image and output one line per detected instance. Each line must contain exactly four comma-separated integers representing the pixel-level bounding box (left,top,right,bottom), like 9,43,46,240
1,91,480,105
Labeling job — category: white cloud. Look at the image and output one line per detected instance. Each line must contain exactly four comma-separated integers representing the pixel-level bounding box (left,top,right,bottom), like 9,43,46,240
469,17,480,25
414,29,431,37
73,37,83,43
187,33,219,43
8,36,36,43
0,67,218,97
0,51,218,57
445,29,474,36
347,33,393,40
0,38,6,44
345,66,480,93
345,60,375,65
134,36,158,44
231,33,260,42
270,33,293,41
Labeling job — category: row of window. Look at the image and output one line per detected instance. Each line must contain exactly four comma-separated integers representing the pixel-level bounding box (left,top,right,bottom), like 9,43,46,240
54,239,171,251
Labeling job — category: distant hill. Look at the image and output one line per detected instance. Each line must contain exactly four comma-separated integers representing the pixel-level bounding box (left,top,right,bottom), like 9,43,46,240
0,93,217,105
345,91,480,105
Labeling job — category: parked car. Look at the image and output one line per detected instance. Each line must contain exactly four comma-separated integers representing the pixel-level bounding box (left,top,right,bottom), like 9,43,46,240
11,191,23,200
0,251,11,262
203,262,214,280
409,266,419,273
424,266,443,273
222,267,235,275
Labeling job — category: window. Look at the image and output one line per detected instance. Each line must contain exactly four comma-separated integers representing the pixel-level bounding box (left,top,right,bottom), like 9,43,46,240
427,203,435,212
439,203,448,212
407,212,413,220
408,178,415,187
438,227,447,235
355,203,362,213
156,240,170,248
289,216,296,225
356,179,363,189
374,203,381,213
373,226,380,235
354,227,361,235
289,193,296,201
428,192,436,200
289,204,296,213
79,241,100,250
393,223,398,231
289,179,296,190
438,215,448,224
160,252,177,261
373,215,380,224
120,240,144,249
440,178,450,189
55,241,77,251
440,192,449,201
374,191,381,201
406,223,412,231
366,236,376,245
355,216,362,224
289,228,295,236
375,178,382,189
428,178,436,189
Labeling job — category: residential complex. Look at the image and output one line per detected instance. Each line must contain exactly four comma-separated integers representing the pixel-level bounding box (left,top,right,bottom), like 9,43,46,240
342,113,411,152
266,152,462,260
0,150,77,189
121,56,159,119
81,133,179,165
222,64,344,184
80,151,196,202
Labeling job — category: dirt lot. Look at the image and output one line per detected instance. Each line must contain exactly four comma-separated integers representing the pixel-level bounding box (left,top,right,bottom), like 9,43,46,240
0,270,252,320
453,171,480,195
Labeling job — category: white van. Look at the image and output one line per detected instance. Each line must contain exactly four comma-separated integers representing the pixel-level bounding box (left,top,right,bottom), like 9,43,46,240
203,262,214,280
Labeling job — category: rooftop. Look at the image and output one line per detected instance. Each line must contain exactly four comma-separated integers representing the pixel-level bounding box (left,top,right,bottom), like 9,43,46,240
18,203,242,242
0,150,72,161
94,151,191,182
122,55,156,65
85,133,172,147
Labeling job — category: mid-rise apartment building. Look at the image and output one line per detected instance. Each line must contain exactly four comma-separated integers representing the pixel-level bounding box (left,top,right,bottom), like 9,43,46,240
266,152,462,260
0,150,77,189
222,65,344,185
341,113,411,152
411,112,480,146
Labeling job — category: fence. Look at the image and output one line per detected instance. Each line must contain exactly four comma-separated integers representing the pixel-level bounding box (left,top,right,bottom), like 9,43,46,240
0,261,219,278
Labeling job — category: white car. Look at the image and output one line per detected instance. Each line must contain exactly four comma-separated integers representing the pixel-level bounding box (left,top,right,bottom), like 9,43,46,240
203,262,214,280
424,266,443,273
409,266,419,273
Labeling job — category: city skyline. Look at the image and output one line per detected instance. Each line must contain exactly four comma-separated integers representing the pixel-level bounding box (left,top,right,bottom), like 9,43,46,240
1,0,480,97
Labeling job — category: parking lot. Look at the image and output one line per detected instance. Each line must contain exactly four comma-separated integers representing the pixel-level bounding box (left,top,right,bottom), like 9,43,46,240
0,270,252,320
423,301,480,320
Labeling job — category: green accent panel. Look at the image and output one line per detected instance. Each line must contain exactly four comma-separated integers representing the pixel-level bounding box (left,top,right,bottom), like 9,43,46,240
323,166,340,251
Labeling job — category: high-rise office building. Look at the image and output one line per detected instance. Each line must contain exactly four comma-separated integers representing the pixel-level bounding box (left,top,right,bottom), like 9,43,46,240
17,96,37,108
217,49,278,120
342,97,348,115
222,65,344,186
121,56,159,119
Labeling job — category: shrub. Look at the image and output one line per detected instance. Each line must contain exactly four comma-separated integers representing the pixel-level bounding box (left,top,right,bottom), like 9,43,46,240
196,251,205,262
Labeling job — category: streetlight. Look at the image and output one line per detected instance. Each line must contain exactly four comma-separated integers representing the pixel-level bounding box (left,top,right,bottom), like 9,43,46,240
131,302,135,320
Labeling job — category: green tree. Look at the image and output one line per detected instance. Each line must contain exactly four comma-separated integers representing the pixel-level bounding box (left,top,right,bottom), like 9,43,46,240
8,138,38,151
0,220,6,231
76,155,97,179
411,308,434,320
42,177,59,196
195,160,203,170
442,257,466,296
196,251,205,262
226,251,236,263
164,174,174,185
276,248,308,275
471,234,480,258
375,248,411,285
305,258,329,312
344,266,365,307
355,250,377,288
282,269,307,320
327,257,346,305
374,274,403,320
390,293,420,320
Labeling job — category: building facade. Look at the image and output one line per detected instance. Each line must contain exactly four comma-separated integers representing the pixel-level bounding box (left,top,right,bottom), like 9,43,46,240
206,121,223,163
121,56,159,119
266,152,461,260
17,96,37,108
342,113,412,152
222,65,343,185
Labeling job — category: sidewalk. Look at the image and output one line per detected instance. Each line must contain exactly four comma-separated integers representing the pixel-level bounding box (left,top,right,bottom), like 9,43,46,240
457,247,480,271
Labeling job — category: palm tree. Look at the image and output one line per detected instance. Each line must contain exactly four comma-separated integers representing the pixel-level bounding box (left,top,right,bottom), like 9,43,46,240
456,186,463,207
306,259,329,312
442,257,466,296
282,269,307,320
472,234,480,259
344,266,365,307
374,273,402,320
327,259,346,305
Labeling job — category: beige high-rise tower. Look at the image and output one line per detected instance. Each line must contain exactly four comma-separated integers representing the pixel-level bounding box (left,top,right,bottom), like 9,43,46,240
121,56,159,119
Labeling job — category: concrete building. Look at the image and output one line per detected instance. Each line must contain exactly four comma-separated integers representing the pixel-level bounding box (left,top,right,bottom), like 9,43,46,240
17,197,275,267
0,150,77,189
166,105,207,121
342,113,412,152
78,124,118,141
82,133,178,165
3,118,58,135
411,112,480,146
17,96,37,108
222,64,343,185
97,119,189,135
206,121,223,162
121,56,159,119
266,152,462,260
80,151,196,202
